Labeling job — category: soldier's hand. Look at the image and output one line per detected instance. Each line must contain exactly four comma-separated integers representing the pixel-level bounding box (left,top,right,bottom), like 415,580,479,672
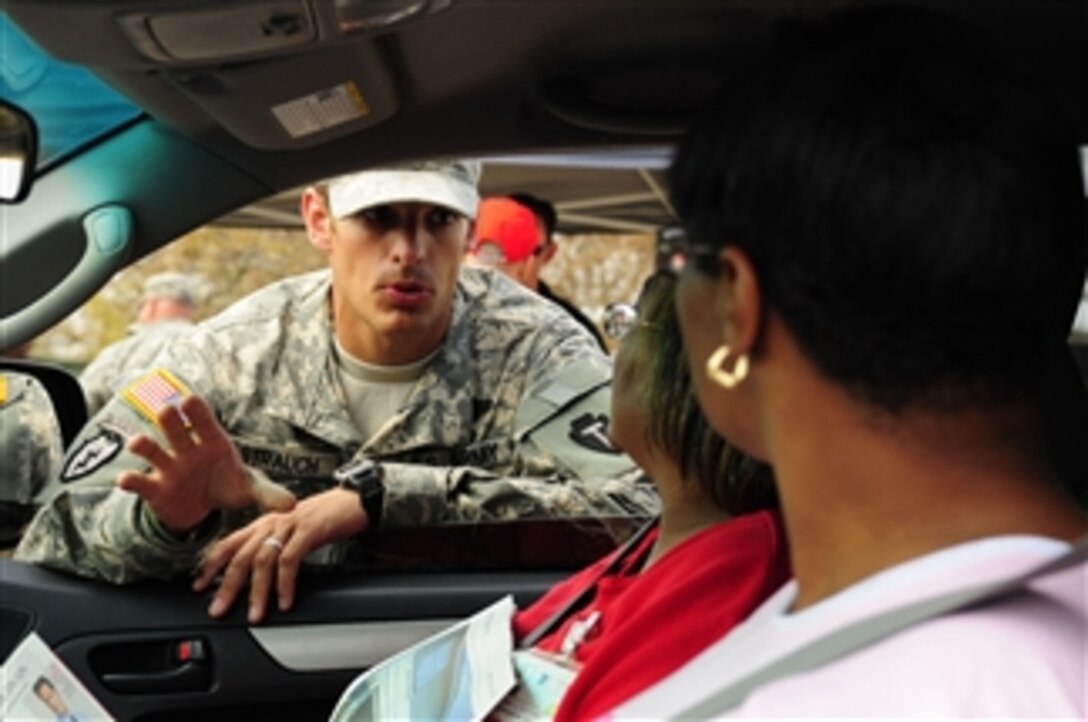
117,394,296,534
193,488,367,623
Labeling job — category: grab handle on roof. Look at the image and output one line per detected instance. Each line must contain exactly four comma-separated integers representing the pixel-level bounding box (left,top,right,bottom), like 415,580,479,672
0,204,132,350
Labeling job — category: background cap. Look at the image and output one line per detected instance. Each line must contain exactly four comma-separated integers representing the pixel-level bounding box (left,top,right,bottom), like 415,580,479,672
470,196,543,264
142,271,196,305
328,159,481,219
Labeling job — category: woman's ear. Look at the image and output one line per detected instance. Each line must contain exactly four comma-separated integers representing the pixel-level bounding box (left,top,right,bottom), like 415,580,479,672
301,187,334,254
716,246,763,355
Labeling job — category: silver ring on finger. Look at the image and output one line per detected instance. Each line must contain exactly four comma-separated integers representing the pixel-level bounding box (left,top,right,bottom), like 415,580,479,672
262,536,285,551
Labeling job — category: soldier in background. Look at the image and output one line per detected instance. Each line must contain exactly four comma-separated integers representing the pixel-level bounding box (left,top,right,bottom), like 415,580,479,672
79,271,199,415
17,159,655,624
468,194,608,350
0,343,63,548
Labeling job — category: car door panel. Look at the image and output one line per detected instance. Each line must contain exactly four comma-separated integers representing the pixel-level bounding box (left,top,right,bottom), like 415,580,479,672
1,559,563,721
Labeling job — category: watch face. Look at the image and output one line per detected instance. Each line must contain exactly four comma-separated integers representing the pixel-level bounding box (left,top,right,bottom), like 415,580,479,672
336,459,373,481
336,459,384,496
337,460,385,528
357,472,383,499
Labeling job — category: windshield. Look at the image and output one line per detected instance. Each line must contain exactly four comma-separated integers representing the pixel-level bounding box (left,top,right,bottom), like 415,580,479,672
0,13,140,167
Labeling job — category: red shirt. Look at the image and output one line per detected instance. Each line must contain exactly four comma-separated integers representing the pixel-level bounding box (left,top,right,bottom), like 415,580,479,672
512,510,789,722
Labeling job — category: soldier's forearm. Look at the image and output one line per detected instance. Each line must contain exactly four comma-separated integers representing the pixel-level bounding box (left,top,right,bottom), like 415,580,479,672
14,485,214,583
378,462,660,527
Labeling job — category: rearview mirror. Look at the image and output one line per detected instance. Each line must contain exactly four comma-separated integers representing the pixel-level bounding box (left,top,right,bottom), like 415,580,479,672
0,100,39,203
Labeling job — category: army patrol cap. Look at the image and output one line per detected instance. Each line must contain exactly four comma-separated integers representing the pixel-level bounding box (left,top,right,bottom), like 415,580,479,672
142,271,197,306
328,159,481,220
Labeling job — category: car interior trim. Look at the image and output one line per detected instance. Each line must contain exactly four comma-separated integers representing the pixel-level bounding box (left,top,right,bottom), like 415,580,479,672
249,618,458,671
0,205,133,351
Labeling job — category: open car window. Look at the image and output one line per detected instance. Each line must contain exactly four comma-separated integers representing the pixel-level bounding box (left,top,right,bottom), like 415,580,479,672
1,2,1086,720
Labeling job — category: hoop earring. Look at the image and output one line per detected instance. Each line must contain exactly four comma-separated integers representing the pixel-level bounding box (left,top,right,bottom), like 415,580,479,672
706,345,749,389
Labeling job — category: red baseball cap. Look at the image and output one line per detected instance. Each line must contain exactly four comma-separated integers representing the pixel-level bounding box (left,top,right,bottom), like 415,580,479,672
470,197,542,264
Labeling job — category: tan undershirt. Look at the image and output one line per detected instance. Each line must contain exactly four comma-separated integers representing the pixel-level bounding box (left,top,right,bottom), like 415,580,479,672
334,339,436,444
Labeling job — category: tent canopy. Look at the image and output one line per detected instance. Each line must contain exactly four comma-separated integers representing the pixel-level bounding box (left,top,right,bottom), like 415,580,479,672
215,150,675,235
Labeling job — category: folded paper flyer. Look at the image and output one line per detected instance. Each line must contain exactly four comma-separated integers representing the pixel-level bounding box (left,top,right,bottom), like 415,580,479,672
1,632,114,721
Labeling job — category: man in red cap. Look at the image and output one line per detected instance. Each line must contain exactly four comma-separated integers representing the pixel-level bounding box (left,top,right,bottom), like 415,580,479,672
469,194,607,350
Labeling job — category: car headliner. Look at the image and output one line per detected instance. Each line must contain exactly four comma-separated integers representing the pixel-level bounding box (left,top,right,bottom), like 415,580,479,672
8,1,1087,183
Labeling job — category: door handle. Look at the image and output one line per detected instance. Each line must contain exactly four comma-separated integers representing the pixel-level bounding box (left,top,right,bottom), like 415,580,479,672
101,659,210,694
92,637,212,695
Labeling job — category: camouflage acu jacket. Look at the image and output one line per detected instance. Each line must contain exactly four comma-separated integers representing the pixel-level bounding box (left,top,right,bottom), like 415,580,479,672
79,319,196,416
16,267,657,582
1,371,62,545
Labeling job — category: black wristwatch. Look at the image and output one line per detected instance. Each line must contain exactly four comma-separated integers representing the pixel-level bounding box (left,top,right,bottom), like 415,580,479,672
334,458,385,529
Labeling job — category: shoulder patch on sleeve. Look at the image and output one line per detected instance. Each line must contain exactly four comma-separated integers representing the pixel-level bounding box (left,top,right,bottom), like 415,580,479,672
517,379,636,480
515,357,611,434
61,427,125,482
568,412,622,454
0,373,34,408
121,368,191,426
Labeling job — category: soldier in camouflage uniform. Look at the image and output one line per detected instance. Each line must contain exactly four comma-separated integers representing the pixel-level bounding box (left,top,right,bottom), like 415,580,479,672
79,271,199,415
17,159,657,623
0,370,63,547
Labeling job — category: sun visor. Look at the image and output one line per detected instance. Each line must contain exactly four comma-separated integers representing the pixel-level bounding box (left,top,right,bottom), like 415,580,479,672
120,1,318,63
164,43,399,150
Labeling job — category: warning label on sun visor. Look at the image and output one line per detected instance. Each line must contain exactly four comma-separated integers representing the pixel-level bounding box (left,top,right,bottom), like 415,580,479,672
272,81,370,138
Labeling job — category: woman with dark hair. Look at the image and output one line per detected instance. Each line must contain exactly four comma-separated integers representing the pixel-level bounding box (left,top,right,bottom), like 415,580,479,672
616,10,1088,719
510,271,787,721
